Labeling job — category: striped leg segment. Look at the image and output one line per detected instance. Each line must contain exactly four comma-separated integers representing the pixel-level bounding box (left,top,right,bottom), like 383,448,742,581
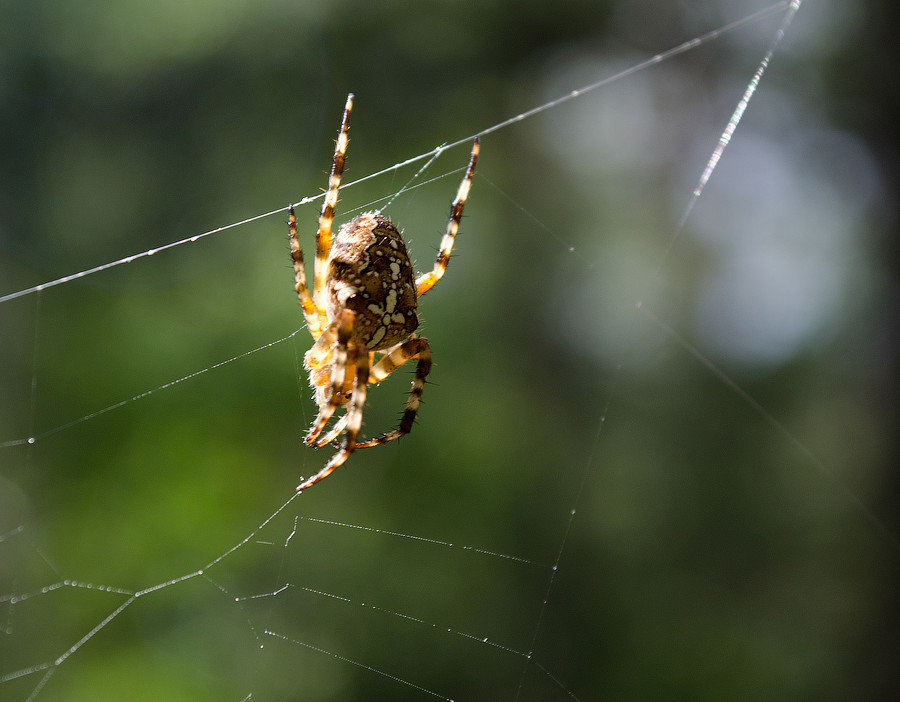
355,336,431,449
297,342,370,492
313,93,354,308
294,99,479,491
288,204,324,337
305,310,355,446
313,346,370,447
314,413,348,447
415,138,479,298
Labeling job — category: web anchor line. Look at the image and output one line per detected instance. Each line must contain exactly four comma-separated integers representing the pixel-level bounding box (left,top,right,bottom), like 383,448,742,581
1,4,810,699
513,1,805,697
0,1,790,307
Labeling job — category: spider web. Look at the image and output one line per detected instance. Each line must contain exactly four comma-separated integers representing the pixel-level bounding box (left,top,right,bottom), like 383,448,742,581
2,1,897,699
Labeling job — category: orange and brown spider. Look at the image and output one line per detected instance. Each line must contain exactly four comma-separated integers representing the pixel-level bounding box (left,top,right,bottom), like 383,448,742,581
289,93,479,491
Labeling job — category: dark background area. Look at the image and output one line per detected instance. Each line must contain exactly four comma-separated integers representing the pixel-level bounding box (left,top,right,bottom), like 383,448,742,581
1,1,898,700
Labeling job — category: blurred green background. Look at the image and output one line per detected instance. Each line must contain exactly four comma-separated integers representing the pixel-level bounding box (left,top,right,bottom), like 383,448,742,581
2,1,898,700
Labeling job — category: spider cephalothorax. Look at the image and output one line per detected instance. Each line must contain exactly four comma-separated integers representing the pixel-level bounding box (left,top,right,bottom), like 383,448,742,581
288,93,478,491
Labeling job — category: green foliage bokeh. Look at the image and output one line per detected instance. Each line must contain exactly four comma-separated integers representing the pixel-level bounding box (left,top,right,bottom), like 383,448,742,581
1,1,898,700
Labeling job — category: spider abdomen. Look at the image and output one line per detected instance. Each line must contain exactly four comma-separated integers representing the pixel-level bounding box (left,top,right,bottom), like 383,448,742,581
326,213,418,351
289,94,477,491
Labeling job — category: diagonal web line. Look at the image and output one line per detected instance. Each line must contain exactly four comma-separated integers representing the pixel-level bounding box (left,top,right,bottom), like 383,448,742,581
0,5,811,700
0,1,790,307
1,330,305,448
514,1,805,697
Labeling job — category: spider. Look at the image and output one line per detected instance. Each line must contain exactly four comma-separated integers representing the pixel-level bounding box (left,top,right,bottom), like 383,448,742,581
288,93,479,492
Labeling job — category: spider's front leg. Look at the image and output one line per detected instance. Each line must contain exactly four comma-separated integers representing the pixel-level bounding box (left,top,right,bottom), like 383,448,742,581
298,309,371,491
354,336,431,449
305,310,355,446
298,334,370,492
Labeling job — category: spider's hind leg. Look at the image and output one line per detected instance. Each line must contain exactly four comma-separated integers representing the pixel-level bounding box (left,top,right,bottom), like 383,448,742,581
414,138,478,298
288,204,324,338
313,93,353,308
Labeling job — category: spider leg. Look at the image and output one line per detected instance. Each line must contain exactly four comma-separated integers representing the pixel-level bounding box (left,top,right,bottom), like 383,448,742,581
314,413,348,447
297,338,369,492
313,346,372,447
415,138,479,298
313,93,353,309
304,322,337,373
305,309,354,446
288,204,325,337
354,336,431,449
